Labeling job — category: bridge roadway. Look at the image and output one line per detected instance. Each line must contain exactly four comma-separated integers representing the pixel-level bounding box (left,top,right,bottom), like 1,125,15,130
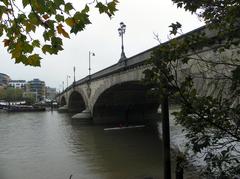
56,25,224,124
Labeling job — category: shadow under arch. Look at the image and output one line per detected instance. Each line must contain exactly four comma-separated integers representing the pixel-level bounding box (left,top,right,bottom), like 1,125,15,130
68,91,86,113
93,81,160,124
60,96,67,106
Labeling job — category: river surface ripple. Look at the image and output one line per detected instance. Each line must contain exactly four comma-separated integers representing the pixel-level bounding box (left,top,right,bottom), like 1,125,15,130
0,111,167,179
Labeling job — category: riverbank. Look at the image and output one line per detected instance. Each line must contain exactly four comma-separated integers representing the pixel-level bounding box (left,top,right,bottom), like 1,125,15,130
0,104,46,112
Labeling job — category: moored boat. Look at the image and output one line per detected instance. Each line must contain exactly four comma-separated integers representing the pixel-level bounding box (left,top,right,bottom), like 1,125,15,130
3,105,46,112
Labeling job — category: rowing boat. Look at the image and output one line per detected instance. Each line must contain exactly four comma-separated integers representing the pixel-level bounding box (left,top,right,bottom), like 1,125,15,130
104,125,145,131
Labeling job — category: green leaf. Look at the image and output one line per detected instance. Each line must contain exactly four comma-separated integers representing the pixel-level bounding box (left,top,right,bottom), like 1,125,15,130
82,5,89,14
50,36,64,54
55,14,64,22
15,55,27,64
22,0,30,7
0,25,3,36
31,0,46,13
28,54,41,66
32,40,40,47
26,22,36,32
96,2,108,14
51,36,62,46
65,3,74,13
28,12,39,25
43,30,55,41
45,20,55,29
2,0,8,6
70,11,91,34
42,44,52,54
11,46,22,59
54,0,65,7
169,22,182,35
107,1,118,15
18,14,27,22
22,42,33,53
43,31,50,41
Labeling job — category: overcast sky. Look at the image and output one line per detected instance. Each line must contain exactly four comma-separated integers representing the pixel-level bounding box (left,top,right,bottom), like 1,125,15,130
0,0,204,91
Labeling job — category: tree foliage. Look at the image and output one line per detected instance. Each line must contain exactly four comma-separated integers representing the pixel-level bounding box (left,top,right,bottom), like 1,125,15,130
0,87,36,104
144,0,240,177
23,92,36,104
0,0,118,66
0,87,23,101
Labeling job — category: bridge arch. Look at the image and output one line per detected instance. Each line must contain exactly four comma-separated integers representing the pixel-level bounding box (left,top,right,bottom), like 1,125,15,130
91,66,146,108
92,81,160,124
60,96,67,106
68,91,86,113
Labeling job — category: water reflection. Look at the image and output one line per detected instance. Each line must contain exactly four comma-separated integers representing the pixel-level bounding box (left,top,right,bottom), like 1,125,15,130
65,117,164,179
0,111,164,179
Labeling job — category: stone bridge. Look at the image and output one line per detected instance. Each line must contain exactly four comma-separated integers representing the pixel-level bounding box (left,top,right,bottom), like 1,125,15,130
56,25,234,124
56,45,160,124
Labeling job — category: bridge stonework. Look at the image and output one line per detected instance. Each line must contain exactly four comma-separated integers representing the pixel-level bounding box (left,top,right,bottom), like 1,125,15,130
57,63,151,124
90,65,146,111
57,25,238,124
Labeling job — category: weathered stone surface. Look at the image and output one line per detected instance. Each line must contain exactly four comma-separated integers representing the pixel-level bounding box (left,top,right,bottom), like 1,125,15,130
71,109,91,119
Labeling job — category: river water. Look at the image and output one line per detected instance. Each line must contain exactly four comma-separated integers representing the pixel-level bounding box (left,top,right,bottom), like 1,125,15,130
0,111,166,179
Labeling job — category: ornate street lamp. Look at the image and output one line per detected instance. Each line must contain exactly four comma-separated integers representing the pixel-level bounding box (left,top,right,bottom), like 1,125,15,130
87,51,95,98
89,51,95,79
118,22,127,62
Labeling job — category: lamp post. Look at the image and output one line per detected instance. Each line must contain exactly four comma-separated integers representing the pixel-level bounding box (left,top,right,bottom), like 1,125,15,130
66,75,70,88
62,81,64,92
118,22,126,62
58,85,62,93
88,51,95,79
87,51,95,98
73,66,76,83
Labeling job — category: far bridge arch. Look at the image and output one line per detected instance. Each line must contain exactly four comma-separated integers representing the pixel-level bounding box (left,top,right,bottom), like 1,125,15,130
68,91,86,113
60,96,67,106
92,81,160,124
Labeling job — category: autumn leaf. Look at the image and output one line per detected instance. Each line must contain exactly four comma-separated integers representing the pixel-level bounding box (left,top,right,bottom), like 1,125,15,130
28,54,41,66
0,0,118,66
11,42,23,58
42,14,49,20
65,17,75,27
3,39,10,47
57,24,70,38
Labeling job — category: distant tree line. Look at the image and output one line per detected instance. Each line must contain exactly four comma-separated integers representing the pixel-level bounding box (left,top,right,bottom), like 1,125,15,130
0,87,35,105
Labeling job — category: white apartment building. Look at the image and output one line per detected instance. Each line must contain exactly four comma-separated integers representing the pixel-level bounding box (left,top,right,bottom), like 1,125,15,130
9,80,27,90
